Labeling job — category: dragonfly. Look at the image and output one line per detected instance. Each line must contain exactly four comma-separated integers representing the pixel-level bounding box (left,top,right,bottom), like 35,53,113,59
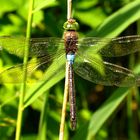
1,19,140,130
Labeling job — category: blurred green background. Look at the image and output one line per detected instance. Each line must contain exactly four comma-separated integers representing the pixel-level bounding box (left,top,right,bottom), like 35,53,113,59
0,0,140,140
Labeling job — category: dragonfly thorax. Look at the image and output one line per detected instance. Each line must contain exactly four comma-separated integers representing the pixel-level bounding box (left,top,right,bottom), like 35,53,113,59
63,19,79,55
64,30,78,54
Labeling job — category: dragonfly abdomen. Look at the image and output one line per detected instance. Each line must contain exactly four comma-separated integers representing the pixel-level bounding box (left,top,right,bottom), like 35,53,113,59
68,60,76,130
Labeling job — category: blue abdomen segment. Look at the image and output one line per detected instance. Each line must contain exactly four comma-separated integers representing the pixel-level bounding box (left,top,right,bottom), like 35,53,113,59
66,54,75,64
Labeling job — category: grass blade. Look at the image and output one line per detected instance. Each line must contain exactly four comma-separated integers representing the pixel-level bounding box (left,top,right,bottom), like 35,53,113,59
87,0,140,37
87,87,129,140
15,0,34,140
23,55,65,108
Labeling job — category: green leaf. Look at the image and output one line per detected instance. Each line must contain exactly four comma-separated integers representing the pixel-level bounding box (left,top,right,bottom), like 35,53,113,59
0,0,23,17
75,0,98,9
87,87,129,140
87,0,140,37
33,11,44,25
24,55,65,108
75,8,107,28
33,0,58,13
86,59,140,139
21,134,37,140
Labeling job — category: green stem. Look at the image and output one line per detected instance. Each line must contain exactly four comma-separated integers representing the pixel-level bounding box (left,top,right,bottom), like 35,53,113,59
137,17,140,35
67,0,72,19
59,61,69,140
37,92,49,140
15,0,34,140
127,51,135,140
127,90,133,140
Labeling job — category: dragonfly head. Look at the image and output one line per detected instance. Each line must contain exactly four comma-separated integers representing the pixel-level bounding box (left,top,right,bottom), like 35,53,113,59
63,19,79,31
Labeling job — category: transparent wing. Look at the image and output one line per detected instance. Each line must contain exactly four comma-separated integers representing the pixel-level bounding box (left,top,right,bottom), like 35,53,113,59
77,35,140,57
0,53,65,83
0,36,66,83
74,54,140,87
1,35,140,58
0,37,64,58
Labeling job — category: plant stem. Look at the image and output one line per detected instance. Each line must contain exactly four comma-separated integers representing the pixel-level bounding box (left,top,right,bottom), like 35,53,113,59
15,0,34,140
59,1,73,139
67,0,72,19
37,92,49,140
127,90,133,140
59,61,69,140
127,47,135,140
